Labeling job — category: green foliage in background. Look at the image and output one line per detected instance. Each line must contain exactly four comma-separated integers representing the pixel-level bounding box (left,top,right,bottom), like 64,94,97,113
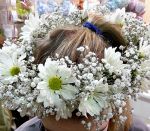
0,28,4,36
16,0,31,17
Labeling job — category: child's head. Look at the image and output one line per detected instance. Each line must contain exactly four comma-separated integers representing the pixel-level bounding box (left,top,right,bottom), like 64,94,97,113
34,14,131,131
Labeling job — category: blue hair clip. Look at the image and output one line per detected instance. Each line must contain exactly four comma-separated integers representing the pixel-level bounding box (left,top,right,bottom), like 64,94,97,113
83,22,103,36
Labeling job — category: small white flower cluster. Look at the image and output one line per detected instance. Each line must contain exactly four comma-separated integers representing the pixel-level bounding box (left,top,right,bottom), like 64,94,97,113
21,6,110,45
84,4,111,16
31,11,85,41
122,13,148,44
0,6,150,131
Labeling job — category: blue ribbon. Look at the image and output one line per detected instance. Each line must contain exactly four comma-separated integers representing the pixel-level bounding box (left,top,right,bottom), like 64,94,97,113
83,22,103,36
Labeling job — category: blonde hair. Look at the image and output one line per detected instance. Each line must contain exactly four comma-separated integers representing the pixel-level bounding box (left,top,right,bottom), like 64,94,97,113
34,15,132,131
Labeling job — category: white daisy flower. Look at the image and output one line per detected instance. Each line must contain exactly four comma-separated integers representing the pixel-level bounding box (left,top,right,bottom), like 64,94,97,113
68,2,78,15
79,79,108,117
139,38,150,58
141,60,150,72
83,0,100,11
0,45,26,84
36,58,78,108
145,25,150,38
141,78,150,91
104,8,126,26
20,13,40,42
2,43,17,54
54,98,72,120
102,47,126,73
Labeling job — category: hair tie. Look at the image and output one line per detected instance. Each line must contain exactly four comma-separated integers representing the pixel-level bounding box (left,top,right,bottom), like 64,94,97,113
83,22,103,36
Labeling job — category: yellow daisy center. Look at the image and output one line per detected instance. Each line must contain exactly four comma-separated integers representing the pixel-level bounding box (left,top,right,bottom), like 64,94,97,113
139,52,145,59
10,66,20,76
48,76,62,91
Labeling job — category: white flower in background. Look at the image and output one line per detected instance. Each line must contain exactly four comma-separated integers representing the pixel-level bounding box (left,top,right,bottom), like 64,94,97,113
141,60,150,72
141,78,150,91
102,47,126,73
140,59,150,91
105,8,125,26
83,0,100,11
2,43,17,54
0,45,26,84
145,25,150,38
79,79,108,116
2,42,25,56
139,38,150,58
68,2,78,15
37,58,78,108
20,13,40,42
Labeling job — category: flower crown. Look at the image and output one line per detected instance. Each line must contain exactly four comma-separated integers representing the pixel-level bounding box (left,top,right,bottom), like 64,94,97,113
0,6,150,130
